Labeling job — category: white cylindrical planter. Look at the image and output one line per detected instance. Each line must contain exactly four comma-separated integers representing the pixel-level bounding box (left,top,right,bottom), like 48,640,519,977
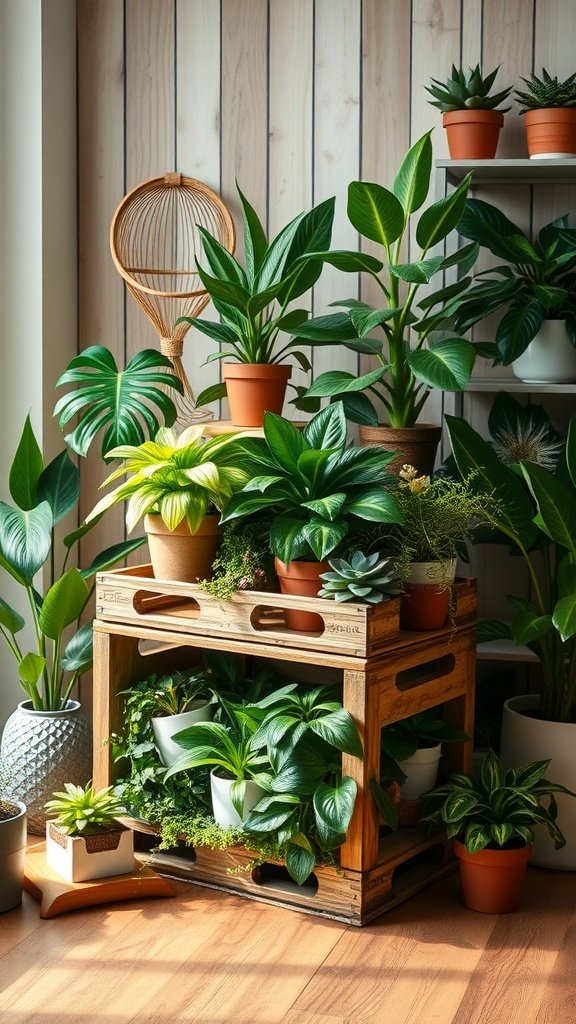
512,320,576,383
398,743,442,801
151,704,213,767
0,801,26,913
45,822,135,882
500,695,576,869
210,771,264,829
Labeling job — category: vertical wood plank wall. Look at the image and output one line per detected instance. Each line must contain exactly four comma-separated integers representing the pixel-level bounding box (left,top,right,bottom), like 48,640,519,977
77,0,576,588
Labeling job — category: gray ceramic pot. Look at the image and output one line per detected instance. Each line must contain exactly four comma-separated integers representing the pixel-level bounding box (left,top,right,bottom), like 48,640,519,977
0,800,26,912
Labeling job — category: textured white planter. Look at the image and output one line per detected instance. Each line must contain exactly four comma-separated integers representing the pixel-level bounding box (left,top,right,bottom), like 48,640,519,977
151,704,213,767
512,320,576,383
0,801,26,913
500,695,576,869
398,743,442,802
210,771,264,829
45,822,135,882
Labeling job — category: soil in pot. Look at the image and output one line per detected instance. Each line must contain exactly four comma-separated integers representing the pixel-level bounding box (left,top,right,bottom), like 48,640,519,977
454,839,531,913
223,363,291,427
274,557,330,632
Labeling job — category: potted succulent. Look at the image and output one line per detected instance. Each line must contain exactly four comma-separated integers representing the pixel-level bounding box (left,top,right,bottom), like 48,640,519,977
219,401,403,630
426,64,512,159
454,198,576,383
177,185,335,427
446,410,576,866
420,750,576,913
44,782,134,882
290,132,478,473
0,764,26,913
318,550,401,604
372,464,495,630
514,69,576,158
87,425,248,582
120,669,215,768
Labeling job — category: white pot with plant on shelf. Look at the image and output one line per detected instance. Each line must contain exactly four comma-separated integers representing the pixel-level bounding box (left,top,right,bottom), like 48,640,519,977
512,319,576,384
44,783,135,883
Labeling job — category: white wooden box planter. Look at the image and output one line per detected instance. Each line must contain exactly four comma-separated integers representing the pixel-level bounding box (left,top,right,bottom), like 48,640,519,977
45,822,135,882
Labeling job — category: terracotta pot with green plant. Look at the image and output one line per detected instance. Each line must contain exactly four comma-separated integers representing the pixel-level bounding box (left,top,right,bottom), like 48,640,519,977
514,69,576,158
290,132,479,474
426,64,512,159
453,199,576,383
421,750,576,913
219,402,403,630
44,782,134,882
176,185,335,427
87,425,248,582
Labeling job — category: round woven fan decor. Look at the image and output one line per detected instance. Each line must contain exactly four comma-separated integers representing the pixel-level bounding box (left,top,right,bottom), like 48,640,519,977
110,171,235,421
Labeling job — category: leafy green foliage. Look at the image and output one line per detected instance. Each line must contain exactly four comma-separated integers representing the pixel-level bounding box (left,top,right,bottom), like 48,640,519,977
426,64,512,113
0,417,146,710
318,550,401,603
220,402,403,563
421,749,576,854
454,201,576,364
54,347,183,459
88,425,248,534
290,132,478,427
44,782,127,836
514,69,576,113
121,669,215,718
200,518,275,599
382,710,469,766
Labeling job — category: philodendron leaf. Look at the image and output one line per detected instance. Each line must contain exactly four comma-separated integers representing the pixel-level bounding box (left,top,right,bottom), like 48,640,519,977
39,569,90,640
38,450,80,524
61,622,94,673
308,709,364,759
347,181,404,247
0,501,53,584
407,339,476,391
9,415,44,510
313,776,358,833
285,839,317,885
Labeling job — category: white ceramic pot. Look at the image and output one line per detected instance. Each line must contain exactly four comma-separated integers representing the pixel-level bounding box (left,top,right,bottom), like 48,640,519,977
210,770,264,829
45,821,135,882
512,320,576,383
500,695,576,869
0,801,27,913
151,704,213,767
398,743,442,802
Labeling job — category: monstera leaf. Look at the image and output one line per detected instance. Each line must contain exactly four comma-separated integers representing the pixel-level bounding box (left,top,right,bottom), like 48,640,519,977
54,346,184,459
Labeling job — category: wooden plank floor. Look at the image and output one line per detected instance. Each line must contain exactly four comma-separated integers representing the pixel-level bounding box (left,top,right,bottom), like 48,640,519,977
1,863,575,1024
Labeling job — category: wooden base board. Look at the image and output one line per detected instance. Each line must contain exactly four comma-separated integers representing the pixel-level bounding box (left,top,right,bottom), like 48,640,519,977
134,829,456,926
24,844,176,918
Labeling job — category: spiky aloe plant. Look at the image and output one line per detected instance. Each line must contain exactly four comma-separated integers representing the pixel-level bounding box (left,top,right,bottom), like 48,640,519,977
318,551,401,604
426,64,512,113
45,783,127,836
515,69,576,113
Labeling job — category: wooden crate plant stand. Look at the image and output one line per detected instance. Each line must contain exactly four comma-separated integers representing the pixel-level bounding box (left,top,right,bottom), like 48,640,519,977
93,568,477,925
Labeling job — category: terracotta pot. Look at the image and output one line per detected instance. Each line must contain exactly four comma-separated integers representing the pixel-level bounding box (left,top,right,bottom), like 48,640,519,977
274,557,330,632
524,108,576,158
144,513,221,582
359,423,442,477
223,363,291,427
400,560,457,631
512,320,576,384
454,839,532,913
443,109,504,160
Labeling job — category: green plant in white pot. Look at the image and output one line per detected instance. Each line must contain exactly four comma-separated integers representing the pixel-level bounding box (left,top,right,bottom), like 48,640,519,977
124,669,215,768
177,186,335,427
87,425,249,582
44,782,134,882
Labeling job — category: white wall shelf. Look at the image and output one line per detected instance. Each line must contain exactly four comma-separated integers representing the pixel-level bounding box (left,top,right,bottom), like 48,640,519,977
437,158,576,187
465,378,576,394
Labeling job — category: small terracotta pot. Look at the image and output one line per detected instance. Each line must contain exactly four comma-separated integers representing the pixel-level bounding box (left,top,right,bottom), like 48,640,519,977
454,839,532,914
359,424,442,477
524,108,576,158
400,560,456,631
274,557,330,632
144,513,221,582
443,109,504,160
223,363,291,427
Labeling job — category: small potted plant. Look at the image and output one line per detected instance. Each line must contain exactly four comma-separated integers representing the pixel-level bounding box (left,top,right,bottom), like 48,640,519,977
219,402,403,630
121,670,215,768
420,750,576,913
45,782,134,882
514,69,576,158
454,198,576,383
200,518,275,599
290,132,478,473
426,64,512,159
177,185,335,427
318,550,401,604
375,464,495,630
0,764,26,913
87,425,248,582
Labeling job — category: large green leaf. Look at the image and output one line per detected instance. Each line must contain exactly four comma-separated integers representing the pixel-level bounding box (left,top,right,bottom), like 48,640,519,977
262,411,307,473
308,709,363,759
60,622,94,673
285,839,317,885
509,597,553,643
270,513,310,562
0,596,25,636
9,415,44,510
313,776,358,833
304,366,387,399
38,451,80,524
237,184,268,282
54,347,183,459
495,300,544,364
522,462,576,557
407,338,475,391
458,198,540,263
390,256,444,284
80,536,148,578
277,197,336,303
0,501,53,584
347,181,404,247
554,593,576,641
392,131,432,216
254,209,307,292
344,486,402,523
301,518,348,560
39,569,90,640
302,400,347,451
196,225,247,288
415,174,472,250
481,749,505,792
